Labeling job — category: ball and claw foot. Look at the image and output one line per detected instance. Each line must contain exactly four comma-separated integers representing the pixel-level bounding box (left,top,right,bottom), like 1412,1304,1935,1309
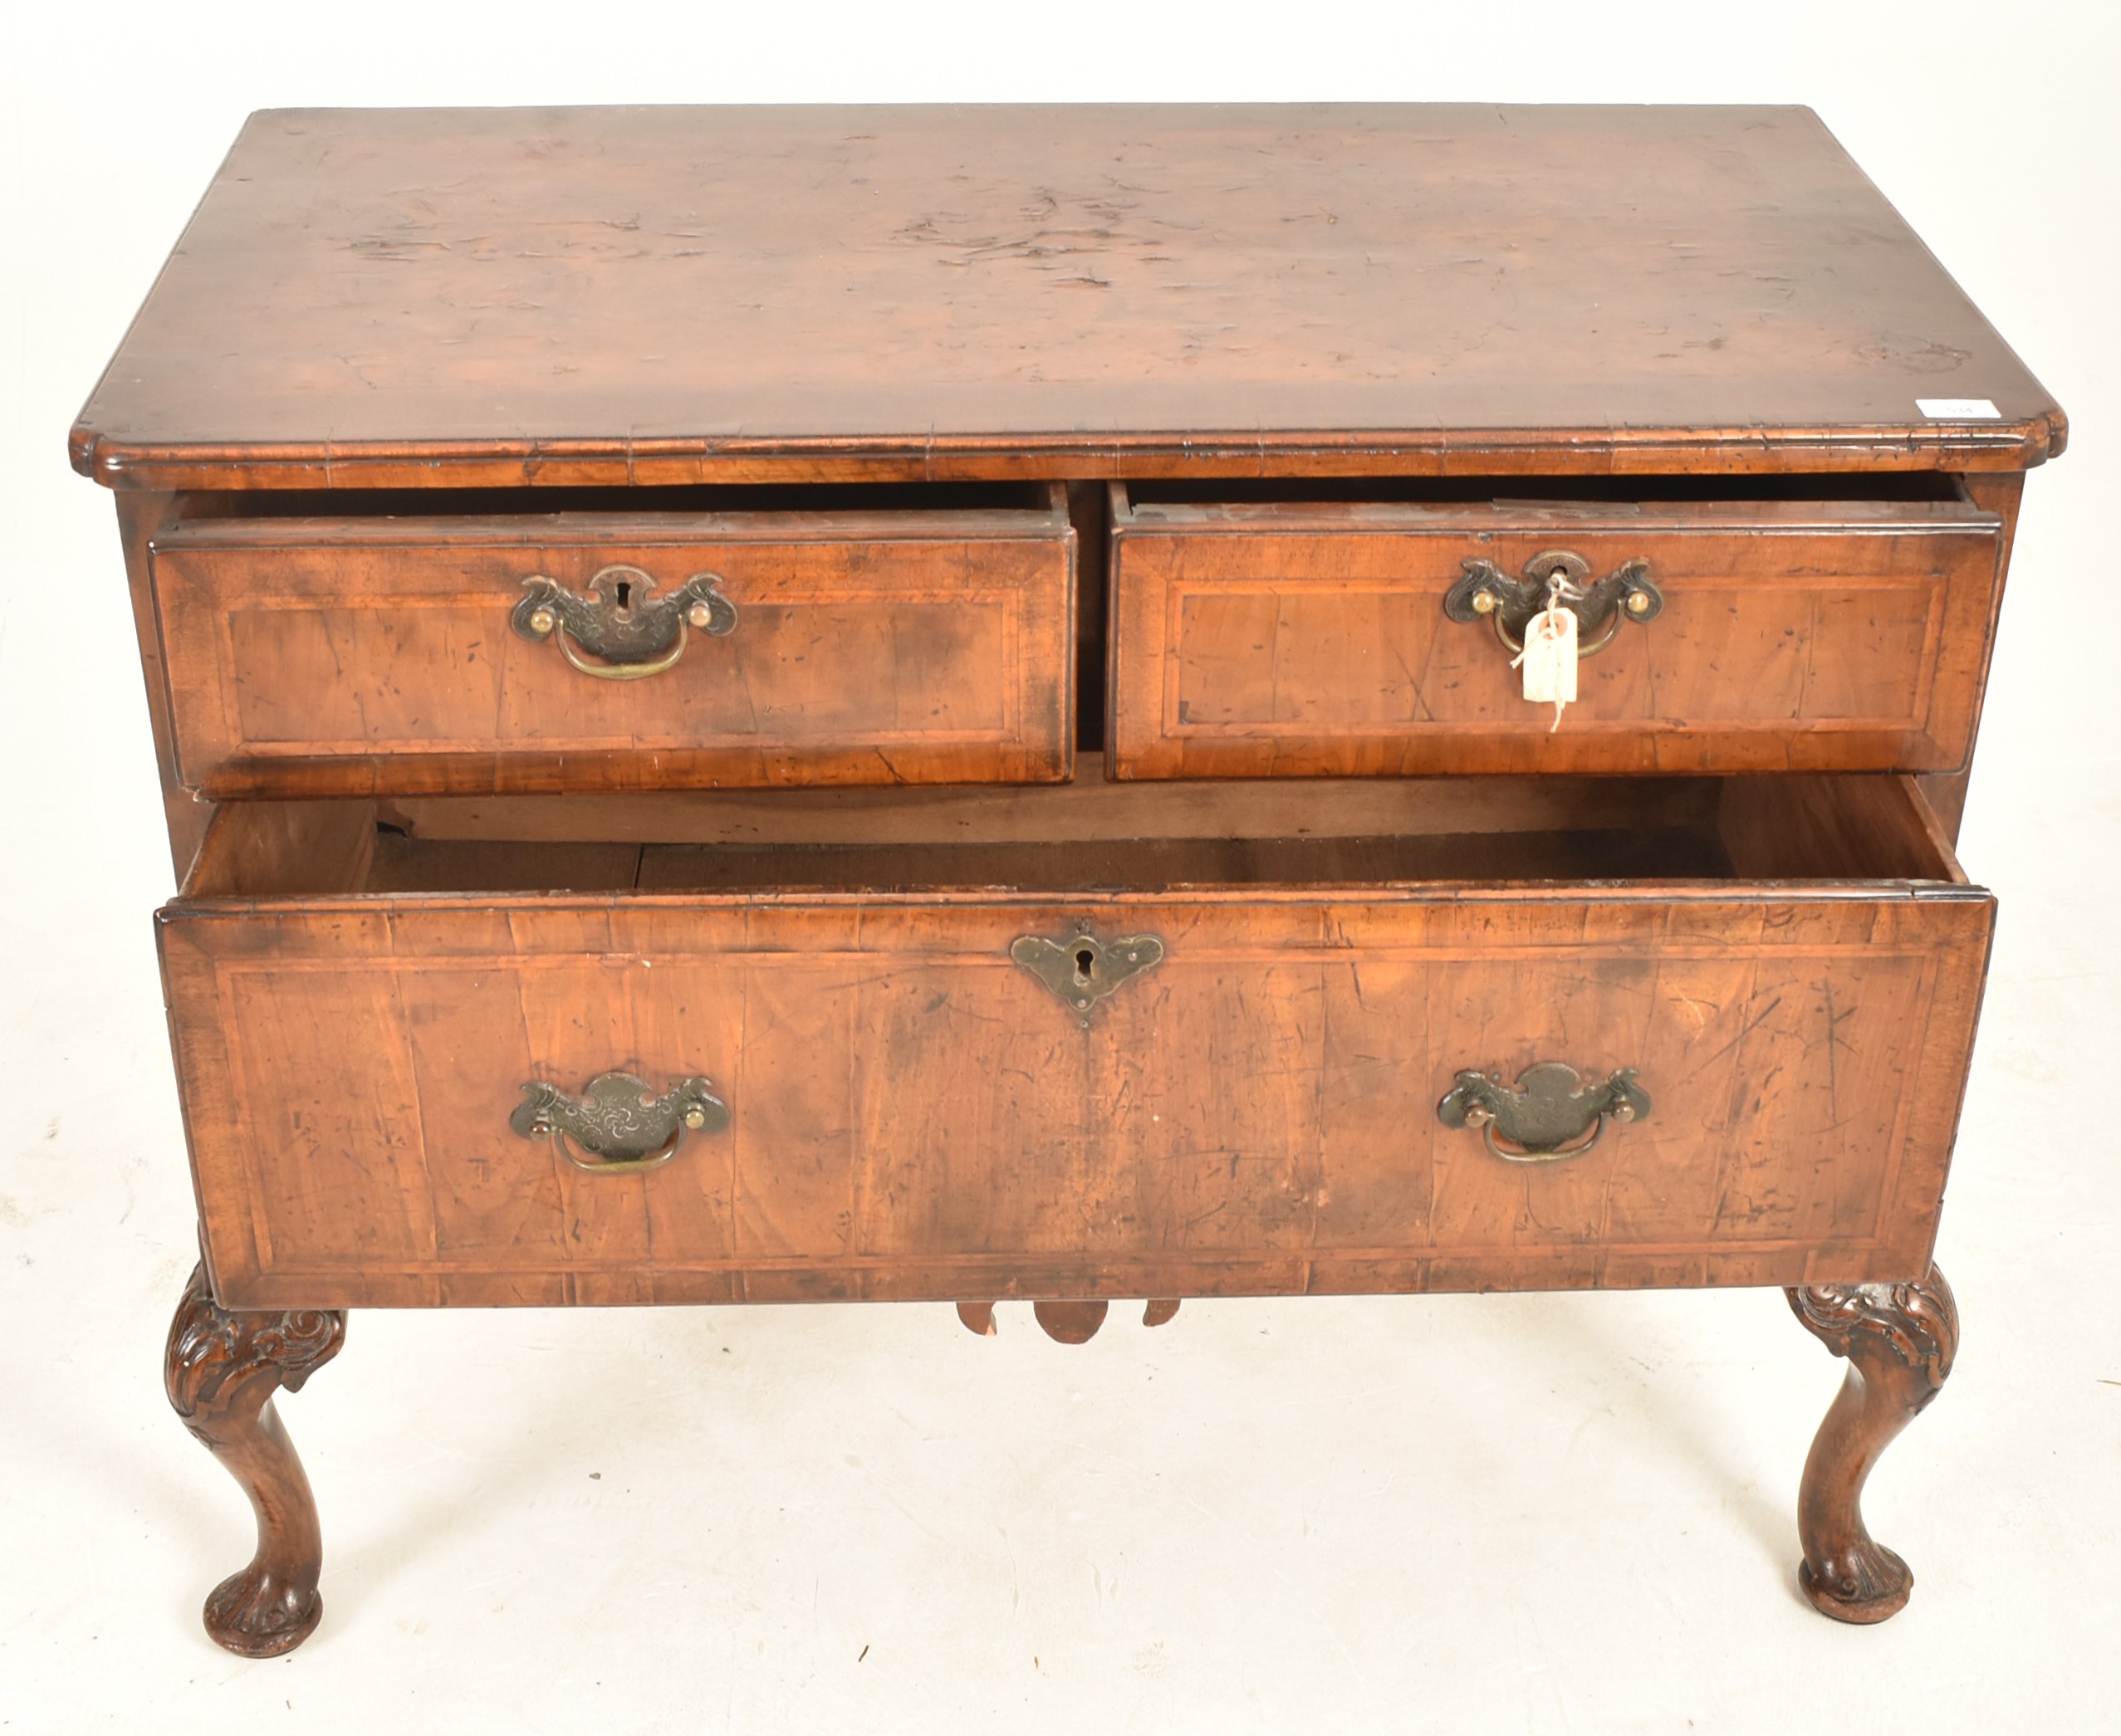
164,1262,345,1657
1785,1265,1958,1625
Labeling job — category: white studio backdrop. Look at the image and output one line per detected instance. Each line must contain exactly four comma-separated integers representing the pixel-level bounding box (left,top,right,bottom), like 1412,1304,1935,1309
1,3,2116,1731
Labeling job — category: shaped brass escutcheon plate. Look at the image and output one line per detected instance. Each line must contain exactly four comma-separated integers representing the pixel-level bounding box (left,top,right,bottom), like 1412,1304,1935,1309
1009,927,1164,1024
1437,1061,1650,1162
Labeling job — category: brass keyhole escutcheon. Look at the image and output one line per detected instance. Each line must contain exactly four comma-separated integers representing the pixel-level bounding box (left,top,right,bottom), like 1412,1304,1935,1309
1011,927,1166,1024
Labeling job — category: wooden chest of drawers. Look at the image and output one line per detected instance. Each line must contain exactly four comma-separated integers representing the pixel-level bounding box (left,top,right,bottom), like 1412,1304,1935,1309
76,103,2063,1657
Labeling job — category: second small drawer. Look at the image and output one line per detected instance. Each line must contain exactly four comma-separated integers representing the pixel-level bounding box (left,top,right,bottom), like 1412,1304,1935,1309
1108,481,2005,777
150,485,1076,796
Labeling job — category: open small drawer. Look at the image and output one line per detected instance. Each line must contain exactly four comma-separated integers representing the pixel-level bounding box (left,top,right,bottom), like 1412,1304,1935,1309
1107,475,2007,777
161,774,1991,1311
149,482,1076,798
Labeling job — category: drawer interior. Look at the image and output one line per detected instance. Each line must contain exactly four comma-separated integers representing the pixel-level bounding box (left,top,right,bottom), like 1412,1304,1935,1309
183,772,1966,900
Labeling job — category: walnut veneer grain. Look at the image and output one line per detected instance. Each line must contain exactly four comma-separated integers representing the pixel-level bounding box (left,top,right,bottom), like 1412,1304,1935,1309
71,105,2062,490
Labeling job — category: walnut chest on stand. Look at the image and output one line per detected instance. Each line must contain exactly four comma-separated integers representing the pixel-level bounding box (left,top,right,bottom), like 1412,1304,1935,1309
70,104,2064,1655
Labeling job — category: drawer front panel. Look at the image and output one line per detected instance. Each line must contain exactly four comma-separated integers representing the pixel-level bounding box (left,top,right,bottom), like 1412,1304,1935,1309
1109,498,2002,776
153,510,1074,795
163,888,1990,1309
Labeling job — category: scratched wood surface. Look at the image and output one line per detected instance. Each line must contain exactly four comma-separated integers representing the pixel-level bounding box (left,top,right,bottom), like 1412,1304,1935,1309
150,497,1074,795
1109,489,2006,775
71,105,2063,490
160,776,1989,1310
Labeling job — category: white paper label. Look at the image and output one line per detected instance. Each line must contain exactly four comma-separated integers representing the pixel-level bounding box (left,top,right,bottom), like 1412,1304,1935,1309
1916,398,2001,419
1514,607,1578,731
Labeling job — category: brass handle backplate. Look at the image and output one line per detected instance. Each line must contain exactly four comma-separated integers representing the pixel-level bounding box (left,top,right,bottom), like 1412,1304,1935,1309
512,565,737,680
1443,550,1663,657
1010,927,1165,1025
1437,1062,1649,1163
510,1070,730,1171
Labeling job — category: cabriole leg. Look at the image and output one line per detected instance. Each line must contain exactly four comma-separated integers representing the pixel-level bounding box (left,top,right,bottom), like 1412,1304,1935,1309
1785,1265,1959,1624
164,1261,346,1656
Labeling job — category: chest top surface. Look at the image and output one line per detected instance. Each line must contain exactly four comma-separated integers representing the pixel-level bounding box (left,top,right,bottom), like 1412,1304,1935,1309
71,103,2062,486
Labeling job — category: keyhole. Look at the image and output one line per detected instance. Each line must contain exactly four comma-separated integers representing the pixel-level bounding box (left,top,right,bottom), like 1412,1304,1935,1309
1074,946,1095,984
613,579,633,611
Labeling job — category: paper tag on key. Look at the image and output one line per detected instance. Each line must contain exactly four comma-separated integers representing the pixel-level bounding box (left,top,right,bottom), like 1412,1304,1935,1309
1511,595,1578,731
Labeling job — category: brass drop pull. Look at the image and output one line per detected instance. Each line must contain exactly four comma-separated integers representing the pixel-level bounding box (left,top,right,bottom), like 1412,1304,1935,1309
1443,549,1662,657
510,1070,729,1172
1437,1062,1649,1163
1010,926,1164,1024
512,564,737,679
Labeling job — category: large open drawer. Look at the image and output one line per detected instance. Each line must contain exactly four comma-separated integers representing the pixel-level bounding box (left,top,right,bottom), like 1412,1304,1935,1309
160,774,1991,1309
